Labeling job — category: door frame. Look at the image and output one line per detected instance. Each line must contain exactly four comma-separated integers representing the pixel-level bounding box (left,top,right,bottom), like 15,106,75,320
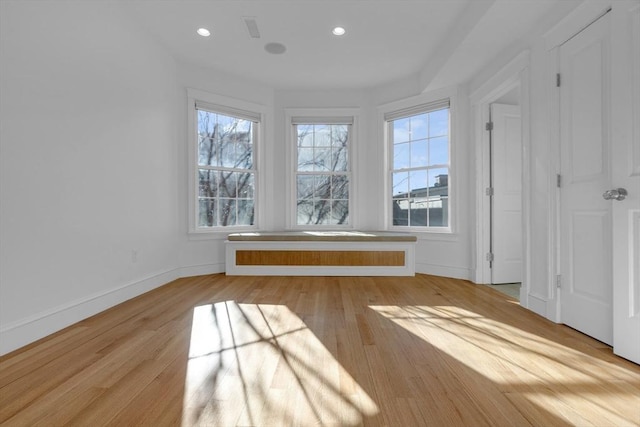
470,51,532,306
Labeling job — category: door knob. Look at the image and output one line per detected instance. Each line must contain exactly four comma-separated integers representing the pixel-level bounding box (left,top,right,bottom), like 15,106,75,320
602,188,627,201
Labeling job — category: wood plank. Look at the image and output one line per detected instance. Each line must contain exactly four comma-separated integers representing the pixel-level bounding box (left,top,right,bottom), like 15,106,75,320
1,274,639,426
235,250,405,266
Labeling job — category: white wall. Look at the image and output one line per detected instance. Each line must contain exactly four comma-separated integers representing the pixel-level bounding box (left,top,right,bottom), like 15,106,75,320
0,1,180,354
2,0,585,355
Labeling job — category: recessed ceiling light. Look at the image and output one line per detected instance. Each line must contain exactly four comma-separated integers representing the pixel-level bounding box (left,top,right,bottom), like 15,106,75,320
264,42,287,54
332,26,346,36
197,28,211,37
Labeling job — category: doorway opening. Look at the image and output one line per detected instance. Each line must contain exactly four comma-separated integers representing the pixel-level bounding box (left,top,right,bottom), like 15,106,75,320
470,51,530,307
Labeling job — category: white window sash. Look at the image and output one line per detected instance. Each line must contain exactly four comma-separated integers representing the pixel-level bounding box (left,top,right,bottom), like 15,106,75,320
188,88,265,233
383,99,450,122
195,100,261,123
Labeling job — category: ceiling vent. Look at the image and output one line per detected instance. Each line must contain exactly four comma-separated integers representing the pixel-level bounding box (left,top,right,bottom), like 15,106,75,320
243,17,261,39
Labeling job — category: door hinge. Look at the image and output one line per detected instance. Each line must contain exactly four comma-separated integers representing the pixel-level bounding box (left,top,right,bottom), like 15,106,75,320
485,121,493,131
556,274,562,288
557,174,561,188
556,73,561,87
486,252,494,262
486,187,494,196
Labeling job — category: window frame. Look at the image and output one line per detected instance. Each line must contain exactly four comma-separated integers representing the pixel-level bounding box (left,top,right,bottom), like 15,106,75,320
187,88,266,234
285,108,359,230
380,88,456,234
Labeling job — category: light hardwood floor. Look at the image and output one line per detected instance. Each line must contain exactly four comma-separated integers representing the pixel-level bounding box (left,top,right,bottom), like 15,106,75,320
1,274,639,426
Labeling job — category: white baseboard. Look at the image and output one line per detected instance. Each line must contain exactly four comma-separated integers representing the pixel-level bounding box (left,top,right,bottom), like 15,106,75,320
525,293,548,319
0,268,179,356
415,263,472,281
179,263,225,278
0,261,470,356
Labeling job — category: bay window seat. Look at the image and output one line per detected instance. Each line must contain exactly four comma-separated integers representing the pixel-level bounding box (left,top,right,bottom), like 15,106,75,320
225,231,417,276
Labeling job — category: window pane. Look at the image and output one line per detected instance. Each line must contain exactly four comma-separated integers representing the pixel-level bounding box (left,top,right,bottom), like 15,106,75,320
198,199,217,227
297,175,314,199
198,110,216,135
333,147,348,172
198,169,218,198
235,119,252,134
393,117,410,143
393,142,410,170
409,169,428,194
332,175,349,199
409,204,428,227
410,114,428,140
410,139,428,169
226,120,253,168
392,199,409,226
237,199,254,226
429,109,448,137
428,168,448,227
314,148,332,171
219,139,237,168
331,125,348,147
219,199,236,226
429,136,448,166
408,170,428,227
314,175,331,199
393,171,409,198
237,172,254,198
428,168,448,189
198,137,218,166
297,148,314,171
235,139,253,169
297,200,314,225
314,125,331,147
298,125,314,147
331,200,349,225
314,200,331,225
219,171,237,197
217,114,235,133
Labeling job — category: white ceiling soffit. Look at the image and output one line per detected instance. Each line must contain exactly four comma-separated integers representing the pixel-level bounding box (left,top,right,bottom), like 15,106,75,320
124,0,568,91
423,0,582,92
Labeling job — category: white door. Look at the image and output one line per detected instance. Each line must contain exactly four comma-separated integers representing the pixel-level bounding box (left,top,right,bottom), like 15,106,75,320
491,103,522,284
611,1,640,364
559,13,613,345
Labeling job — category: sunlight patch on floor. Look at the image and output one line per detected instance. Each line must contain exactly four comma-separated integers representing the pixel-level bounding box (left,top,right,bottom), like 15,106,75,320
368,304,640,426
183,301,379,426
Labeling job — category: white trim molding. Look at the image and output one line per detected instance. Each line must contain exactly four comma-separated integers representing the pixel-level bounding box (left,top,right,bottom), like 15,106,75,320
0,269,179,356
469,51,531,304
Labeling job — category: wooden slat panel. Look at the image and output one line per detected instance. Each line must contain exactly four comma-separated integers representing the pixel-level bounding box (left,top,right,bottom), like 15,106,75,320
235,250,405,266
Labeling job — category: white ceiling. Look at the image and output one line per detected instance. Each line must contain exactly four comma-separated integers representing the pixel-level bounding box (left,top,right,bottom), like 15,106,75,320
124,0,573,91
